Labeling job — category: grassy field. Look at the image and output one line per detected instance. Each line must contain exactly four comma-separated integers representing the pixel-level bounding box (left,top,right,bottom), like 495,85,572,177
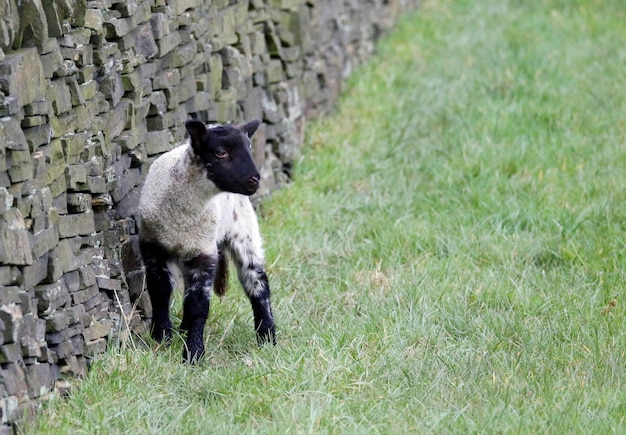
26,0,626,433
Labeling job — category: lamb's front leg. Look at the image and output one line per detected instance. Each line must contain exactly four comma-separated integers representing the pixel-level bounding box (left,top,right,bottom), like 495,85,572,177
180,253,216,363
244,264,276,345
229,241,276,346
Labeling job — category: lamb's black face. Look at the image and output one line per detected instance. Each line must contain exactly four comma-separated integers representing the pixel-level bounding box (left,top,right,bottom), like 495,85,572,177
186,119,262,195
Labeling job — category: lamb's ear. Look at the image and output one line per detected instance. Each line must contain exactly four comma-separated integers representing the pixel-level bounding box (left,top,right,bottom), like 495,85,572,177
240,119,261,137
185,120,208,153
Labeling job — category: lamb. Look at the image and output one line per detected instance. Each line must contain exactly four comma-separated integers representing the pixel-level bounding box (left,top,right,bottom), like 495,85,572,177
138,118,276,363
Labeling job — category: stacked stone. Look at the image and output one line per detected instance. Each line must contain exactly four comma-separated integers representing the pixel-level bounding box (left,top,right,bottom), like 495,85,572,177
0,0,133,427
0,0,418,429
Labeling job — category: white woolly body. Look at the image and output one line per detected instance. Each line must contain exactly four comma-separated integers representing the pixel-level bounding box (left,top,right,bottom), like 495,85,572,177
139,142,264,263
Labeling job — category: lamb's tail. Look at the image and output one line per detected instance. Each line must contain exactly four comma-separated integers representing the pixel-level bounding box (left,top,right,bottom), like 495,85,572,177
214,247,229,297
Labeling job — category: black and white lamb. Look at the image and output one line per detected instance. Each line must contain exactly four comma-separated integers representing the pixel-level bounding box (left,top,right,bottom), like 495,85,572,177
138,119,276,363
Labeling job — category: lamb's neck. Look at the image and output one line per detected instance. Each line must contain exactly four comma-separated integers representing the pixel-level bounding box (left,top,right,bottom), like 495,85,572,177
177,147,222,203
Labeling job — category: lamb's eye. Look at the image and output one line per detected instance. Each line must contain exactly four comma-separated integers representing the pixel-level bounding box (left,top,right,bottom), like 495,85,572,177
215,150,228,159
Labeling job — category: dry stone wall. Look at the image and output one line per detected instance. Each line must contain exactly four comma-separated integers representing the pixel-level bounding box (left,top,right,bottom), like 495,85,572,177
0,0,418,428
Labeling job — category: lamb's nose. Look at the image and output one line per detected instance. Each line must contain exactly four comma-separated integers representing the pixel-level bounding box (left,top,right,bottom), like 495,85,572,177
247,175,260,193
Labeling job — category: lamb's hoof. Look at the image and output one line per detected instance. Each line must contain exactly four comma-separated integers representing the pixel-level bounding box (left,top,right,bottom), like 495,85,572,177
256,326,276,346
182,343,205,364
151,321,172,344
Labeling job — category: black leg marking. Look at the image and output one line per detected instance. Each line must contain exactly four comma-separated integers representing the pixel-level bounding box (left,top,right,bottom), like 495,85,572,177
140,240,174,343
180,254,217,363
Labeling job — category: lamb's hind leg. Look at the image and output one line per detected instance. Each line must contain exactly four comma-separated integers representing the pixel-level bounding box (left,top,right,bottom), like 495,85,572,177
180,253,217,363
140,240,174,343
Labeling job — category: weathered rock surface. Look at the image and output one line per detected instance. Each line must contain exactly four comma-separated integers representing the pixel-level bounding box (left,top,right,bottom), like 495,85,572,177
0,0,418,429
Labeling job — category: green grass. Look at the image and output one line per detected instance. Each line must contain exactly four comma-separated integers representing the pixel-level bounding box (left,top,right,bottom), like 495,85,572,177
26,0,626,433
